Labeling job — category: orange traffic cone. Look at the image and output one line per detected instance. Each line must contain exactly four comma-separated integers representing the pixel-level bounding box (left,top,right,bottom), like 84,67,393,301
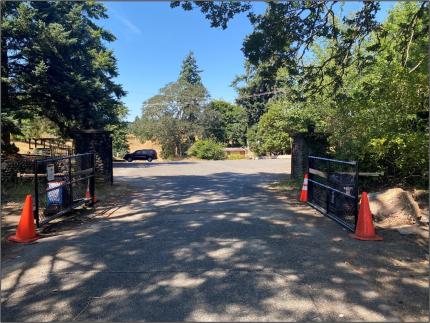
350,192,382,241
85,180,91,200
85,180,97,203
299,173,309,202
8,195,39,243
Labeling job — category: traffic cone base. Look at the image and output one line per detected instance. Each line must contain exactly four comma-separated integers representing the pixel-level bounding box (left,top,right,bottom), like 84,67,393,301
350,192,383,241
7,195,40,244
349,232,382,241
8,233,40,243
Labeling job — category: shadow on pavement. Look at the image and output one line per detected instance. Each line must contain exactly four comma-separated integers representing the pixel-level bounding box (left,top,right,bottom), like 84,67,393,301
1,171,428,321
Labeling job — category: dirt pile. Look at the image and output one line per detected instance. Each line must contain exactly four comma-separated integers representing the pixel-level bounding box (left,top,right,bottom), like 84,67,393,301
368,188,429,230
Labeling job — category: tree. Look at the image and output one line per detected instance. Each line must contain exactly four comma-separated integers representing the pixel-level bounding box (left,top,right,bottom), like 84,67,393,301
132,53,209,158
201,100,247,147
248,97,326,156
106,104,129,158
173,2,386,94
174,1,427,102
248,2,428,186
14,117,60,140
179,51,203,85
1,1,126,148
324,3,429,185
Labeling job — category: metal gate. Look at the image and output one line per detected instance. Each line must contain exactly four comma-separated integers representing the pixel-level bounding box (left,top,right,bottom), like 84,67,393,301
33,153,95,227
307,156,359,231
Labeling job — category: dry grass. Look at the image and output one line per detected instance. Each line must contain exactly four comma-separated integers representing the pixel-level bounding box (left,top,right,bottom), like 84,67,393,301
226,154,246,160
127,135,162,155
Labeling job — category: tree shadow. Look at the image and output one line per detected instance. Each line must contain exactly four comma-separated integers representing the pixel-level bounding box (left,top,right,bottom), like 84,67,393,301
1,171,428,321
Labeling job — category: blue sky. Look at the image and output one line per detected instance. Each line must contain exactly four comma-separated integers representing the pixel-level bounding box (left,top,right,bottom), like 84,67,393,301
99,1,397,121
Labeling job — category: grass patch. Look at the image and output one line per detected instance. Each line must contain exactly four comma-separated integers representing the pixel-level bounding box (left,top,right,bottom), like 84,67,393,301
268,178,303,200
2,181,34,204
270,178,302,191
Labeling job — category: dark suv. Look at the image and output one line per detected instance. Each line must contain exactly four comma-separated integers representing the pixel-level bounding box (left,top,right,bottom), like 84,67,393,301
123,149,157,162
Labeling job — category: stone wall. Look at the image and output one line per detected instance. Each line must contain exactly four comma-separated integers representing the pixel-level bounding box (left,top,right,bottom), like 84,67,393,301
1,154,41,183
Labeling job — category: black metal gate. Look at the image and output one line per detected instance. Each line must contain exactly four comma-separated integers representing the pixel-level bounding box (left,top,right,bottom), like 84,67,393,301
307,156,359,231
33,153,95,227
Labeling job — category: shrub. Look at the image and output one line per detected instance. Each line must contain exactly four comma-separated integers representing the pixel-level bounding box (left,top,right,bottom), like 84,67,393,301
188,140,226,160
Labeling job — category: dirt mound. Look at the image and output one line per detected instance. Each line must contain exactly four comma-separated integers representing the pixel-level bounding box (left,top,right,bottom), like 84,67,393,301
368,188,429,230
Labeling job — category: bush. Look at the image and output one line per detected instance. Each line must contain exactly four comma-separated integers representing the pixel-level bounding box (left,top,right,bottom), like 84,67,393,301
188,140,226,160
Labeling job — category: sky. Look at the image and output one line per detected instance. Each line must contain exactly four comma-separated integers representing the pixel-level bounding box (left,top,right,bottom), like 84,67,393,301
99,1,397,122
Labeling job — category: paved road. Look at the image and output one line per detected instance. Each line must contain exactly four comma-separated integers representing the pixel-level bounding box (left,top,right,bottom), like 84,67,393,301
1,159,428,321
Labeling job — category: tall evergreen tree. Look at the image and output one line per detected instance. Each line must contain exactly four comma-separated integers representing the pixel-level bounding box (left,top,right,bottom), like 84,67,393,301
132,52,209,158
1,1,126,147
178,51,202,85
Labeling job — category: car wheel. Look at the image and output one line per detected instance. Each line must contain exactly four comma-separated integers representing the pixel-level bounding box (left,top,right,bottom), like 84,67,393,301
147,157,153,162
127,157,133,162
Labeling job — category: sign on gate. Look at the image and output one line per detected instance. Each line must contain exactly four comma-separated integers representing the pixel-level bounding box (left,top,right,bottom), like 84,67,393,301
46,164,55,181
307,156,359,232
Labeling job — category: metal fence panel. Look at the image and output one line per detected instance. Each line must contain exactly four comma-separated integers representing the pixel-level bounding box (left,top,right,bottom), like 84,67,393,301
33,153,95,227
308,156,358,231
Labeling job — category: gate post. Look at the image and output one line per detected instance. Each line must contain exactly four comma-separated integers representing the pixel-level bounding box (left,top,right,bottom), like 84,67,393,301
72,129,113,184
354,161,359,229
291,132,329,180
33,160,40,227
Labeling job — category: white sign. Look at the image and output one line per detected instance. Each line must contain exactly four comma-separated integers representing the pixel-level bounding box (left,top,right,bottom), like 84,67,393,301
47,164,55,181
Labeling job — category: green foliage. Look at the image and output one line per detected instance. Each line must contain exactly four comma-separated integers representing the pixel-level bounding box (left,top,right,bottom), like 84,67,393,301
1,1,127,145
248,98,328,156
325,3,429,186
107,121,130,158
179,51,203,85
201,100,247,147
131,53,208,158
170,1,252,29
13,116,60,140
194,1,428,187
188,139,226,160
246,124,264,156
177,1,391,111
257,107,291,156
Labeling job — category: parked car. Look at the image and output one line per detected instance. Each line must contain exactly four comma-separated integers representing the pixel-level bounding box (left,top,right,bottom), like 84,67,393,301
123,149,157,162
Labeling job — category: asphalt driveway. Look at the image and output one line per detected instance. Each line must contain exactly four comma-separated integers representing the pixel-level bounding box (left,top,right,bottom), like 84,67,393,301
1,159,428,321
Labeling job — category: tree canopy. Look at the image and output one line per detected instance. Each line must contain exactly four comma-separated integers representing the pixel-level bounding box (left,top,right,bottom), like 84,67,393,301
130,53,209,158
174,1,429,186
179,51,203,85
200,100,247,147
1,1,127,147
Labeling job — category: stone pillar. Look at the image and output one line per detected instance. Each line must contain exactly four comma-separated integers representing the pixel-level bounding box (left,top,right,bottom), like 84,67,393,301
72,129,113,184
291,132,328,180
